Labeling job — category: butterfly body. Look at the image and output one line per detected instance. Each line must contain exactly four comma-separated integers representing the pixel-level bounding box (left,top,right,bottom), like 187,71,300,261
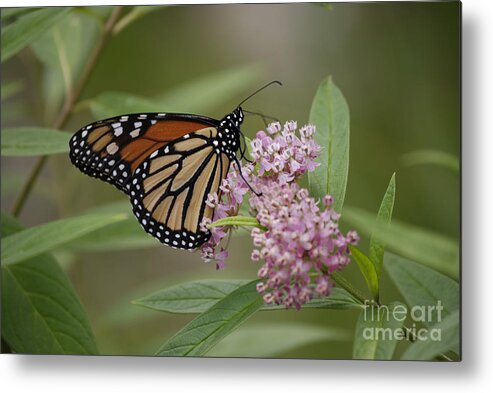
69,108,244,250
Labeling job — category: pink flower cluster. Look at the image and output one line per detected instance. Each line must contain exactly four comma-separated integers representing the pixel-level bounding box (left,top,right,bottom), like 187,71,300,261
250,188,359,309
251,121,320,184
200,121,358,308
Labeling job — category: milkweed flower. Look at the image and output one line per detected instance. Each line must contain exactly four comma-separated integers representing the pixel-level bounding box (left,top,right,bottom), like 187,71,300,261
251,121,320,181
249,184,358,309
200,121,358,308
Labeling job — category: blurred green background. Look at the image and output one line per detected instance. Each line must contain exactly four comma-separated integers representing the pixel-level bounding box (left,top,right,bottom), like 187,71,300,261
1,2,460,357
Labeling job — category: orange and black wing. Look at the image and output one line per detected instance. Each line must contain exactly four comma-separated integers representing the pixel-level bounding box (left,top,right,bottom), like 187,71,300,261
129,126,231,250
69,113,218,194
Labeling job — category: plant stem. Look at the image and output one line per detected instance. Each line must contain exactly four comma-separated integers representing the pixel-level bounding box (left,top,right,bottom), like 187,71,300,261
331,271,368,305
437,353,454,362
11,6,124,218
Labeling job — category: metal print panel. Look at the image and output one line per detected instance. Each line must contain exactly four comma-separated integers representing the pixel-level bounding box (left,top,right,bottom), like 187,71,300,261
0,2,460,361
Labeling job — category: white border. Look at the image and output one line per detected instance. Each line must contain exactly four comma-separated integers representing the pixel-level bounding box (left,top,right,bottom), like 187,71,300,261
2,0,493,392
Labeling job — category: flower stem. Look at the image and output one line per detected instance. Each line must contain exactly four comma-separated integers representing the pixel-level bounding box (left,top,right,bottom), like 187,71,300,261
331,271,368,305
11,6,124,218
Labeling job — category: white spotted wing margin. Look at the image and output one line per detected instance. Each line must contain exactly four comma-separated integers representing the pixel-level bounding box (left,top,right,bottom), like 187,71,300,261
129,129,231,251
68,113,163,194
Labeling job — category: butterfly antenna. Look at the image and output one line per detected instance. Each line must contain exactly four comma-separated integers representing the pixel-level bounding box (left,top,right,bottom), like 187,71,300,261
237,80,282,108
243,110,280,127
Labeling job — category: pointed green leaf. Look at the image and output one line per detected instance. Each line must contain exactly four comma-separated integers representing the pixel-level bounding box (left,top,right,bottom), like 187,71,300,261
155,65,262,114
244,136,253,160
292,288,364,310
343,206,459,279
1,7,71,63
208,322,349,358
1,212,24,236
134,279,251,314
81,199,130,215
384,253,459,327
64,219,158,252
353,302,406,360
135,280,363,314
1,7,40,22
31,8,108,121
308,76,350,213
155,280,264,356
349,245,379,301
1,212,127,265
88,65,262,120
400,310,459,360
369,173,396,279
1,213,98,354
87,91,157,120
2,256,99,354
401,150,459,175
1,127,71,156
1,80,24,101
61,200,158,251
98,273,217,329
209,215,265,230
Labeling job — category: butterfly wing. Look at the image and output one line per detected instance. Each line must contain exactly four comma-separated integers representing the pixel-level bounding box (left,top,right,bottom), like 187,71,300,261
129,126,231,250
69,113,218,194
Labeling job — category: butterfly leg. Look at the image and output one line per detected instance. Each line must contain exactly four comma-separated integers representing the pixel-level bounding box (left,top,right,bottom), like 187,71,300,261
233,157,262,197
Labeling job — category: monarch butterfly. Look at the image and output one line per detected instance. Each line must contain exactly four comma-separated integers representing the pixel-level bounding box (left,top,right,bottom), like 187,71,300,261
69,81,281,250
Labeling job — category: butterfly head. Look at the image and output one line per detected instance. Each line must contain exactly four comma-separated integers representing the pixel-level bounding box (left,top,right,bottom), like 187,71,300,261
231,107,244,126
218,107,245,159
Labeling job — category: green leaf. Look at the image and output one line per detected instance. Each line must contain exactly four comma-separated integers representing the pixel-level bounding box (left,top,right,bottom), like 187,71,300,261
369,173,396,279
134,279,250,314
31,8,108,122
73,199,156,249
1,7,40,22
401,150,459,175
384,253,459,327
1,212,127,265
61,200,158,251
155,280,264,356
135,280,363,314
64,219,158,252
1,212,25,236
113,5,167,34
1,7,71,63
155,65,262,114
81,199,130,215
237,200,251,219
353,302,407,360
1,79,24,101
349,245,379,301
209,215,265,230
308,76,350,213
98,273,244,330
1,127,71,156
343,206,459,279
87,91,157,120
400,310,460,360
208,322,350,358
87,65,262,119
291,288,364,310
1,213,98,354
244,136,253,160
